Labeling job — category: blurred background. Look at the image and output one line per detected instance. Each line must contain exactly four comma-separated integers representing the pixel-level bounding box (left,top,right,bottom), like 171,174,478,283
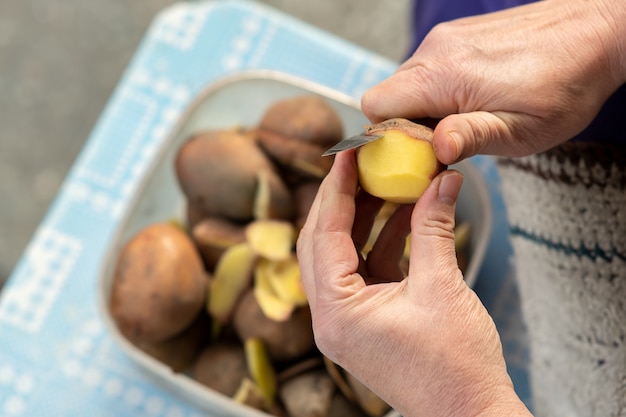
0,0,412,287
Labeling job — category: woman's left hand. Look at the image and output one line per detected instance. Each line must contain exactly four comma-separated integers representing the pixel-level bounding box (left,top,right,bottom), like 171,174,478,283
296,151,531,417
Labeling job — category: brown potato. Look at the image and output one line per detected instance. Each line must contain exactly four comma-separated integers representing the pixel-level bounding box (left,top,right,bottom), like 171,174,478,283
175,130,293,222
192,341,249,397
192,217,247,271
233,289,315,362
277,357,325,384
327,392,369,417
185,201,207,231
135,310,211,372
256,131,334,182
345,373,390,417
279,369,336,417
256,96,343,183
293,180,321,231
257,95,343,148
110,222,208,343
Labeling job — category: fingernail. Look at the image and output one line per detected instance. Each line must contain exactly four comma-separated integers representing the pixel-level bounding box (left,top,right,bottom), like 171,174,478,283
438,172,464,205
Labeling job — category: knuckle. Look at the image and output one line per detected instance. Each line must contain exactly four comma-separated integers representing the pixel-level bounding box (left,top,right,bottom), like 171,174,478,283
416,213,456,241
425,21,458,44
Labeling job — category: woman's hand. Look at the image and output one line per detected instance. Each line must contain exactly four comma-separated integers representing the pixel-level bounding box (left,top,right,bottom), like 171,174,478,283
362,0,626,165
296,151,532,417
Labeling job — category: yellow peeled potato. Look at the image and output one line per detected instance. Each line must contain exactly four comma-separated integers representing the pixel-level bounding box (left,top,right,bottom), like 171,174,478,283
356,118,446,203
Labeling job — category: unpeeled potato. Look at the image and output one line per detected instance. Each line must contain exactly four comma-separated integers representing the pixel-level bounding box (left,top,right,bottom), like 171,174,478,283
192,341,249,397
232,289,315,362
135,310,211,372
258,95,343,148
175,130,293,222
279,369,335,417
256,95,343,184
110,222,208,343
293,181,321,231
192,217,247,272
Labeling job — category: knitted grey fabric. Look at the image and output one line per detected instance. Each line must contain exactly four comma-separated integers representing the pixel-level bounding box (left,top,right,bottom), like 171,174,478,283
496,142,626,417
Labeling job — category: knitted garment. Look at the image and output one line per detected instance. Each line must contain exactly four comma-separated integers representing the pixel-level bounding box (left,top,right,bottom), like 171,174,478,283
496,142,626,417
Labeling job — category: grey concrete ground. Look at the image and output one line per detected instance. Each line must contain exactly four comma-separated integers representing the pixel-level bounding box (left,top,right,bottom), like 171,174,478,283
0,0,411,286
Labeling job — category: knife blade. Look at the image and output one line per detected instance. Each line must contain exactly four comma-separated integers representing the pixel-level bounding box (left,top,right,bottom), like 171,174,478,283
322,133,383,156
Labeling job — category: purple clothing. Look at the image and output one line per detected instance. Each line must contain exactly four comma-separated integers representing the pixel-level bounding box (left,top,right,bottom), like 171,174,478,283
410,0,626,143
409,0,535,50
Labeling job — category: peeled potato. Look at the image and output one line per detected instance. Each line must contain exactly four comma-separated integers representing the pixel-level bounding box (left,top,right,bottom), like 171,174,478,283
357,118,446,203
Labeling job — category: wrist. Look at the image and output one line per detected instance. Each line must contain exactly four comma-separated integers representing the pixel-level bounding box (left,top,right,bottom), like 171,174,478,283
467,382,533,417
473,391,533,417
581,0,626,86
396,376,533,417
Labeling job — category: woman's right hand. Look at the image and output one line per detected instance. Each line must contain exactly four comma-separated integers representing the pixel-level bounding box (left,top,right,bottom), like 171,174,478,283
362,0,626,165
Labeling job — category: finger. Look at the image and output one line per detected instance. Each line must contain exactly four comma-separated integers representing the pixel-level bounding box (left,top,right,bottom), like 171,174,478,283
297,151,354,305
361,66,452,124
311,151,366,298
365,204,413,283
360,64,514,160
407,170,464,293
432,111,543,164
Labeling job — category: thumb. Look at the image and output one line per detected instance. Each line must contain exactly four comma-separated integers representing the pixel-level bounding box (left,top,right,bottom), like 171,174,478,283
433,111,529,165
408,170,464,290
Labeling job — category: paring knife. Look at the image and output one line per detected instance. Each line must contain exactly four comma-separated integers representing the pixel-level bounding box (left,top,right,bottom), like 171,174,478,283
321,132,383,156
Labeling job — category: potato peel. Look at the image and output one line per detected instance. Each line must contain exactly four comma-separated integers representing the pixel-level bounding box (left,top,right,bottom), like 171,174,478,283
233,377,266,410
254,261,296,322
257,256,308,307
208,242,257,323
253,170,272,221
246,220,295,261
244,338,278,409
